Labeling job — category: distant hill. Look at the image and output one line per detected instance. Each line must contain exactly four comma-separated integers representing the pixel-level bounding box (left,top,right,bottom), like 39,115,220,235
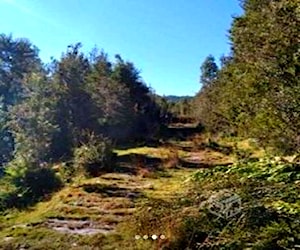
163,95,193,102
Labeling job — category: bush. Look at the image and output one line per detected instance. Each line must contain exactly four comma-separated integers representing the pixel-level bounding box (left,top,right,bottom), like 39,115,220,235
0,177,20,211
73,134,114,177
54,162,75,183
2,156,62,209
19,167,62,199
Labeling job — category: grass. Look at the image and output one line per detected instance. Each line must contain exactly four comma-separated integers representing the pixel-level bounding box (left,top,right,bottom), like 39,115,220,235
1,138,299,249
114,146,189,159
0,150,196,249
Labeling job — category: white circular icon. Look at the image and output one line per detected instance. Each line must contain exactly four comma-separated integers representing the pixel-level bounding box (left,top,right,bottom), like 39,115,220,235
152,235,158,240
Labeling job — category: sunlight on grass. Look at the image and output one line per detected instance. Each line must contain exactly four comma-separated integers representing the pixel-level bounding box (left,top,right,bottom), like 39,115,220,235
3,187,74,226
114,146,188,159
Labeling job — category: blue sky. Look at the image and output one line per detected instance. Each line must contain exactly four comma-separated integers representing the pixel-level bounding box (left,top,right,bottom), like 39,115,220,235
0,0,242,96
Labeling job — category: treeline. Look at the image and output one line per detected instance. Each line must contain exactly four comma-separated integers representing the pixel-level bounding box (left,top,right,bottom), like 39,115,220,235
0,37,168,168
0,35,169,207
156,96,194,120
195,0,299,154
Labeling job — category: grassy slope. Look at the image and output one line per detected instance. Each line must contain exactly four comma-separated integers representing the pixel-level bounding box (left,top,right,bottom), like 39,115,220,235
0,138,299,249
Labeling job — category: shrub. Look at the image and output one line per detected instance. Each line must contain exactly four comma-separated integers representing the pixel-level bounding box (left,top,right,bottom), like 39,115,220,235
54,162,75,183
73,134,114,177
2,156,62,209
0,177,20,211
19,167,62,199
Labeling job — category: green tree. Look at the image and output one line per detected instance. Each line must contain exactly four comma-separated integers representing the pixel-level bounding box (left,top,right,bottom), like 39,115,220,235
111,55,161,141
200,55,219,87
195,0,300,153
85,52,134,141
0,34,42,166
9,73,59,163
51,43,94,156
229,0,300,152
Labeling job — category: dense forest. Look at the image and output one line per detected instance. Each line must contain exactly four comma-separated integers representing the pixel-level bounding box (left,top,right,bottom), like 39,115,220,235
0,0,299,249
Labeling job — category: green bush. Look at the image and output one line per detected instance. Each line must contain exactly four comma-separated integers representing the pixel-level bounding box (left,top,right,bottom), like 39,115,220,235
193,157,300,184
19,167,62,199
73,135,114,177
189,156,300,249
55,162,75,183
2,156,62,210
0,177,20,211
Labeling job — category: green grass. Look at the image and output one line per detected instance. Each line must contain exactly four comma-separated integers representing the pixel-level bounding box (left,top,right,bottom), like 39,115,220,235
1,142,299,249
0,156,196,249
114,146,188,159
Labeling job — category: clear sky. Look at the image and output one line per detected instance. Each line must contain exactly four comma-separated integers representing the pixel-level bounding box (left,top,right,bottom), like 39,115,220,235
0,0,242,96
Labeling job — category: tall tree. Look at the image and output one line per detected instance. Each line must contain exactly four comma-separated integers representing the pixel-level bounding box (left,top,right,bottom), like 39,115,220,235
111,55,161,140
9,73,59,163
195,0,300,153
52,43,93,154
200,55,219,88
0,34,42,166
85,52,134,141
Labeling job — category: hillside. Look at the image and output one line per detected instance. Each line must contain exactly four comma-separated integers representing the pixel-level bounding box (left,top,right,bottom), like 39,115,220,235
0,128,299,249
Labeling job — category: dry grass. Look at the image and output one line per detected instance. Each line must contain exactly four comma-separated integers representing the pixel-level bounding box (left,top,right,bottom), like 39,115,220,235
162,149,180,169
114,146,188,159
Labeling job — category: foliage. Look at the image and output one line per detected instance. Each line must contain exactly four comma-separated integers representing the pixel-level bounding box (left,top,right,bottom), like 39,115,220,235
193,157,300,184
187,157,300,249
194,0,300,154
84,52,134,141
0,156,62,210
9,73,60,163
0,34,42,106
200,54,219,87
0,34,166,182
0,98,14,169
111,55,162,141
50,43,93,157
73,134,114,177
0,34,42,167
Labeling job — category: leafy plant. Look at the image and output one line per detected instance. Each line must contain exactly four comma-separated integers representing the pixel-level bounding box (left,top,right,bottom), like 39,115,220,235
73,134,114,177
2,156,62,210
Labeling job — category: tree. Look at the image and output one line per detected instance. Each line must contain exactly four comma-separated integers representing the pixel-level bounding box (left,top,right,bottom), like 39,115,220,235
111,55,161,141
200,55,219,88
228,0,300,152
9,73,59,163
51,43,94,156
85,52,134,141
0,34,42,106
195,0,300,153
0,34,42,166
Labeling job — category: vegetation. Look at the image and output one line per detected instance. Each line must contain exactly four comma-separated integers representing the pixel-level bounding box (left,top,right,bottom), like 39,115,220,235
195,0,300,154
73,134,114,177
0,0,299,249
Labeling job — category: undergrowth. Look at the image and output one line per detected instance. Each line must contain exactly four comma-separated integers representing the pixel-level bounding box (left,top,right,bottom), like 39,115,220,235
121,157,300,249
